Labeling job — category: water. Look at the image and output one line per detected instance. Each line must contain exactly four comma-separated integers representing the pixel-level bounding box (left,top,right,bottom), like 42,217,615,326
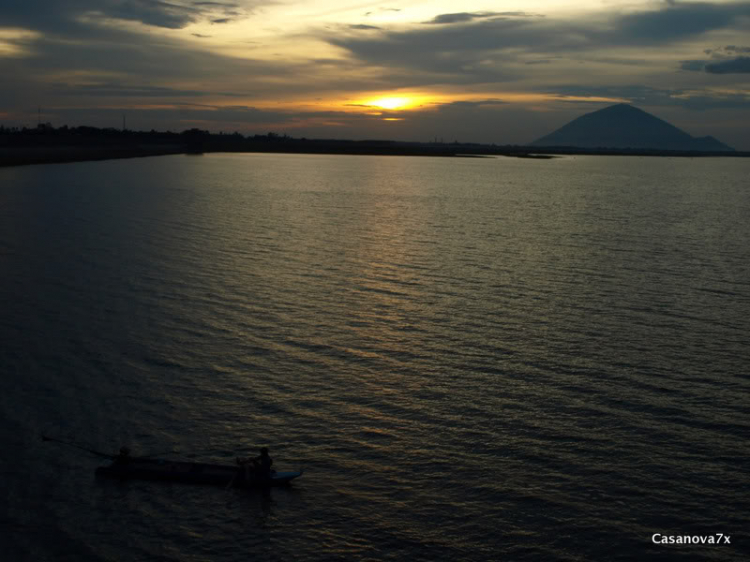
1,153,748,561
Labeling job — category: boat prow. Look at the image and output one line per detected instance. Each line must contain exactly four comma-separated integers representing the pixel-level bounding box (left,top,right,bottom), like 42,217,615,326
96,457,303,488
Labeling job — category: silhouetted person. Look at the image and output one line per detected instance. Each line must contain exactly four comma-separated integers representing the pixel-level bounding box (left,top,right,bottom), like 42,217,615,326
234,448,273,484
254,447,273,481
114,446,131,465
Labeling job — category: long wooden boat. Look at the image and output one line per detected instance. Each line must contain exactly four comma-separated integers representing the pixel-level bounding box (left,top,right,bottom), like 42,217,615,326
96,457,302,488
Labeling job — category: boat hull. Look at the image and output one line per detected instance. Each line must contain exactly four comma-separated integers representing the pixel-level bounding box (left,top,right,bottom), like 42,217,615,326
96,458,301,488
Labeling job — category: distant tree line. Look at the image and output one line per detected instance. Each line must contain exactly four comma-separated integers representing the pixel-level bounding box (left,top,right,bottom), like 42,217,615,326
0,123,295,142
3,123,741,160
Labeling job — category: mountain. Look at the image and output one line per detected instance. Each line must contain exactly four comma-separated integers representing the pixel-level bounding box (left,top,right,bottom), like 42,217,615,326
531,104,734,152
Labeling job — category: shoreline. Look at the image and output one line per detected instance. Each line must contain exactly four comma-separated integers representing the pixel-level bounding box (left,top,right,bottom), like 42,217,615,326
1,143,747,168
0,145,185,168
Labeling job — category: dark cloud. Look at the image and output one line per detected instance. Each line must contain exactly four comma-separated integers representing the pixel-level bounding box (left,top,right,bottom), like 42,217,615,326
10,36,230,80
328,18,537,81
724,45,750,53
680,44,750,74
705,56,750,74
430,99,508,109
95,0,201,29
51,82,243,97
43,104,292,132
0,28,324,111
423,12,524,25
193,1,239,6
704,45,750,56
670,93,750,110
0,0,251,33
544,84,750,111
680,60,707,71
613,2,750,44
579,55,649,66
364,8,400,17
327,2,750,81
0,17,395,114
350,24,381,31
544,85,667,103
426,11,541,25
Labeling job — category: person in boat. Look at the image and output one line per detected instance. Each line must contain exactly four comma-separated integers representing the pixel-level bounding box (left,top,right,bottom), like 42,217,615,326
234,447,274,483
114,446,131,465
254,447,273,481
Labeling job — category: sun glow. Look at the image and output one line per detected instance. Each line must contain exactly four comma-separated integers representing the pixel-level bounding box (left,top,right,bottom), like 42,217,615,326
367,97,412,110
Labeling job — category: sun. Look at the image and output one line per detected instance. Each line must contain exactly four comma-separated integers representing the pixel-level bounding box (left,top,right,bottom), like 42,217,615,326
367,97,412,110
346,93,434,113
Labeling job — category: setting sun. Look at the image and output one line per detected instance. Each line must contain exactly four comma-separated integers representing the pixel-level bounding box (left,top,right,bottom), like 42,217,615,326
367,97,411,110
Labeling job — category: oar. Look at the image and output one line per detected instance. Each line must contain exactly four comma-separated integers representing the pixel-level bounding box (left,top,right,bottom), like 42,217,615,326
225,471,239,490
41,435,114,459
226,457,253,490
226,461,245,490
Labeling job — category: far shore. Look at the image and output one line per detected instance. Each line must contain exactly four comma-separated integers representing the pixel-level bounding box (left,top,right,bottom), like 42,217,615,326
0,144,549,167
1,136,747,169
0,145,186,168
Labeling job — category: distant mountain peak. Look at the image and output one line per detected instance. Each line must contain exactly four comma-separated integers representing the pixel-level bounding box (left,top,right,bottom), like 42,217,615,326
601,103,641,112
532,104,734,152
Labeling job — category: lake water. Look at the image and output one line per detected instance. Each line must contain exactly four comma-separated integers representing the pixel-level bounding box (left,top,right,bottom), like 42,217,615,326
1,153,748,561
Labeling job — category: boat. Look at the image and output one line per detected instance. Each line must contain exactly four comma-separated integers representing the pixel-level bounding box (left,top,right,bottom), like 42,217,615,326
96,457,302,488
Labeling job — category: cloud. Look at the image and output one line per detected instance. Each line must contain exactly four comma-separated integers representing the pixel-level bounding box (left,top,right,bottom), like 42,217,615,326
95,0,202,29
423,12,533,25
0,0,252,33
0,24,329,111
705,45,750,56
724,45,750,54
349,24,381,31
193,2,240,7
51,82,243,97
327,17,538,82
705,56,750,73
364,8,400,17
680,45,750,73
612,1,750,44
668,92,750,110
320,2,750,88
680,59,707,71
430,99,508,108
543,84,750,111
46,104,293,131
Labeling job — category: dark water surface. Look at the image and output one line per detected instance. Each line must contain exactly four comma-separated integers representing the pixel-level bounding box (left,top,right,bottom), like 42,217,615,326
1,153,748,561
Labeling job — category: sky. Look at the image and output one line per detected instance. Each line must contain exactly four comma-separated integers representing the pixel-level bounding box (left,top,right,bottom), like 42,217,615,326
1,0,749,149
